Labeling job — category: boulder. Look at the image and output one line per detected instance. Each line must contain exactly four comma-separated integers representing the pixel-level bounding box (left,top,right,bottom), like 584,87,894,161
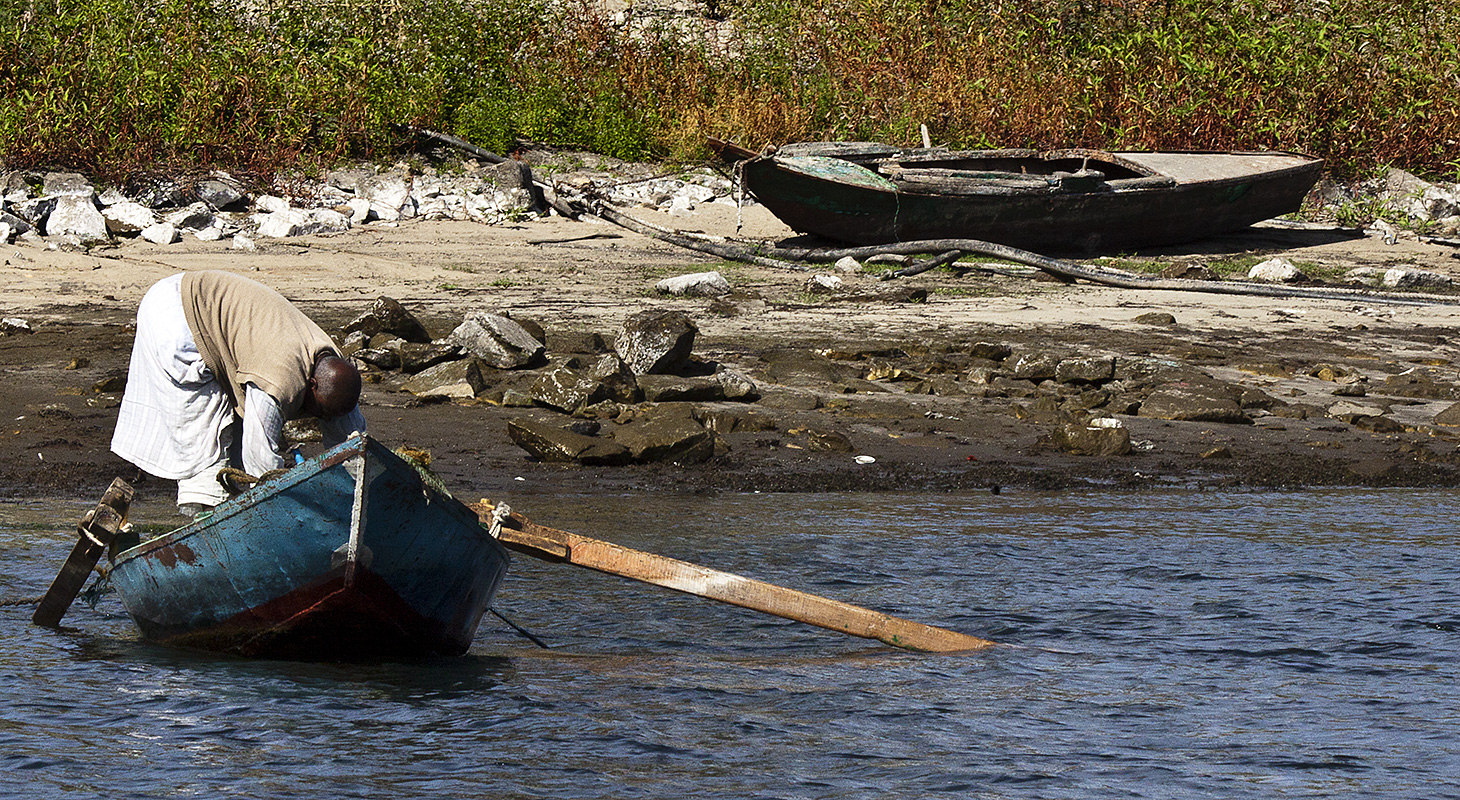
805,274,844,294
401,359,486,399
1247,257,1305,283
807,429,854,452
396,342,461,374
0,211,33,237
1133,312,1177,325
344,296,433,343
196,177,246,210
695,408,777,434
547,330,610,354
42,172,93,197
611,411,715,464
587,354,640,403
1051,420,1132,456
615,310,697,375
11,196,56,227
967,342,1012,361
656,271,732,297
447,312,545,369
1139,383,1251,424
102,201,158,235
1434,402,1460,427
530,364,609,413
357,172,414,221
1382,268,1452,289
637,374,727,402
353,348,400,370
140,222,179,245
507,418,631,465
1011,352,1060,382
1055,356,1115,385
166,201,216,231
44,195,108,242
760,348,852,385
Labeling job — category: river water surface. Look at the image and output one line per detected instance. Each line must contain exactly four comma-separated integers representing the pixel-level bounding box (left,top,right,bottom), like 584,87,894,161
1,489,1456,798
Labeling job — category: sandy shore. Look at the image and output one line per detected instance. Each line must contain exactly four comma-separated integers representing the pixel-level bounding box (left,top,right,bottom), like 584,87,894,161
6,199,1460,520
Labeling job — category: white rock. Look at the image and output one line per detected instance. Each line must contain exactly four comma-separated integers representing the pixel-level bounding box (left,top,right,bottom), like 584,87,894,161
98,187,128,206
656,271,732,297
358,173,412,221
44,195,109,242
102,201,158,234
1,317,33,334
345,197,373,221
256,195,291,214
194,225,224,241
834,256,862,273
140,222,179,244
255,211,302,238
1328,400,1385,419
666,194,695,216
1247,257,1303,283
231,233,256,251
805,274,844,293
297,208,351,235
1382,268,1452,288
0,222,10,245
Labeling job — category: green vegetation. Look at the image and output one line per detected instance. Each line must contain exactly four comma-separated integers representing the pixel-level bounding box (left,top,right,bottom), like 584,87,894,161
3,0,1457,181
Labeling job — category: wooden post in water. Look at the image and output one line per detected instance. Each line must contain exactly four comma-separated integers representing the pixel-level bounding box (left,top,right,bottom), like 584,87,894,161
33,478,134,627
471,502,995,653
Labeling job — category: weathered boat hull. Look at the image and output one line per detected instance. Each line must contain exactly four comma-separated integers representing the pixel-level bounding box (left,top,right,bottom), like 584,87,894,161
733,146,1324,253
108,436,510,659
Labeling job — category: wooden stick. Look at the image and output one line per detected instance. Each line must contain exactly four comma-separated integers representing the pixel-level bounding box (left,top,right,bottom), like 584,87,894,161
33,478,134,627
470,503,995,653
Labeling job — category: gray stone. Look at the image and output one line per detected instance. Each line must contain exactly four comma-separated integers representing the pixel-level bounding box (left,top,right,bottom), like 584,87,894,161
760,349,852,385
1134,312,1177,325
1056,356,1115,385
396,342,461,374
447,312,545,369
507,418,631,465
1327,400,1386,421
344,296,433,343
1140,383,1251,424
968,342,1012,361
716,370,759,400
140,222,179,244
11,196,56,227
493,160,534,190
0,318,34,335
638,374,727,402
695,408,777,434
1051,421,1132,456
358,172,414,221
805,274,844,294
611,412,714,464
353,348,401,370
256,195,291,214
102,201,158,234
339,330,368,356
1011,352,1060,381
401,359,485,399
807,429,854,452
1247,257,1305,283
0,211,33,236
197,178,246,210
166,201,216,231
656,271,732,297
1434,402,1460,427
42,172,93,197
615,310,697,375
833,256,863,273
530,364,606,413
0,222,10,245
44,195,108,242
1382,268,1452,289
587,354,640,403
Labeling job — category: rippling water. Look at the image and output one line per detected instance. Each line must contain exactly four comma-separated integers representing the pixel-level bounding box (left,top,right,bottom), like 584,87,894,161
2,490,1456,798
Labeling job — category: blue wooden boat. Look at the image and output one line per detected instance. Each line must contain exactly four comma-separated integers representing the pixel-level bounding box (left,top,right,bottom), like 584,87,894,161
106,435,510,659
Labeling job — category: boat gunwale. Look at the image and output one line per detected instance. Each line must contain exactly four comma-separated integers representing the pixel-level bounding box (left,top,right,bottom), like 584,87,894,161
110,435,372,566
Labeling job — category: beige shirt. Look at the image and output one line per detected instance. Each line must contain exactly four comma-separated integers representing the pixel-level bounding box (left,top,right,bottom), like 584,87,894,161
181,270,340,416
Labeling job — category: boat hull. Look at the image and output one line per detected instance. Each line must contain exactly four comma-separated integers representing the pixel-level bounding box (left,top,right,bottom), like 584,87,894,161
738,148,1324,253
108,436,510,659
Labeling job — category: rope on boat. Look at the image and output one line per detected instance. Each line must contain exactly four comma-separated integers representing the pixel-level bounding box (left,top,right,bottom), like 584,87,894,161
490,607,550,649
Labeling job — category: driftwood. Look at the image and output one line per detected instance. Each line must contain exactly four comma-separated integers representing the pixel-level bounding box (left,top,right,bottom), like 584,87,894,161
586,199,1460,307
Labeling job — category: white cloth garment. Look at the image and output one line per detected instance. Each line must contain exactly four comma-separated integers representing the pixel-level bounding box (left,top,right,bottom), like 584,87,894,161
111,273,365,506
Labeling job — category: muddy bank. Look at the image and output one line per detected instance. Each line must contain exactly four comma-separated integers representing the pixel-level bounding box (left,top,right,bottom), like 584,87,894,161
5,203,1460,518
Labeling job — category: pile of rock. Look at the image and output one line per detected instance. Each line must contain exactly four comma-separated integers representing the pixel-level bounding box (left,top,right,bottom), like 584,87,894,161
340,299,760,465
0,155,746,251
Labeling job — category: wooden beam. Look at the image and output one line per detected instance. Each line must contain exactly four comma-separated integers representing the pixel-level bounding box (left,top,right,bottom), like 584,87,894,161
33,478,134,627
471,503,994,653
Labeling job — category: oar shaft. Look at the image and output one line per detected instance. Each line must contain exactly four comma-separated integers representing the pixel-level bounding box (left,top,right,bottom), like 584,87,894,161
475,506,993,653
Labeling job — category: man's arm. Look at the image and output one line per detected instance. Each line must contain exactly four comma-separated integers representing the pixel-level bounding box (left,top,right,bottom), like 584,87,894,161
241,383,290,476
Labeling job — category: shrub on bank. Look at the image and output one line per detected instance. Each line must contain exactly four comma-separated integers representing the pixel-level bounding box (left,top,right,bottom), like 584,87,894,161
1,0,1455,181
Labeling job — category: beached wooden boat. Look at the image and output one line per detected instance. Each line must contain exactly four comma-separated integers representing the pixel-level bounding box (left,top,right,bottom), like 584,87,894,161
106,435,510,659
711,139,1324,253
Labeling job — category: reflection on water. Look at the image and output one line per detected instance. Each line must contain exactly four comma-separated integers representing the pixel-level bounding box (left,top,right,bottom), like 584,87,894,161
1,490,1456,798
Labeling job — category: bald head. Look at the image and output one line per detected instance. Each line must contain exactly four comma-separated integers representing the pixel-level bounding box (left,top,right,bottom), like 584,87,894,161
308,355,362,418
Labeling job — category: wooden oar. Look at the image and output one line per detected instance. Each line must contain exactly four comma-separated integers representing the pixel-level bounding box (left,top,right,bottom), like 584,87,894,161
33,477,134,627
469,502,995,653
